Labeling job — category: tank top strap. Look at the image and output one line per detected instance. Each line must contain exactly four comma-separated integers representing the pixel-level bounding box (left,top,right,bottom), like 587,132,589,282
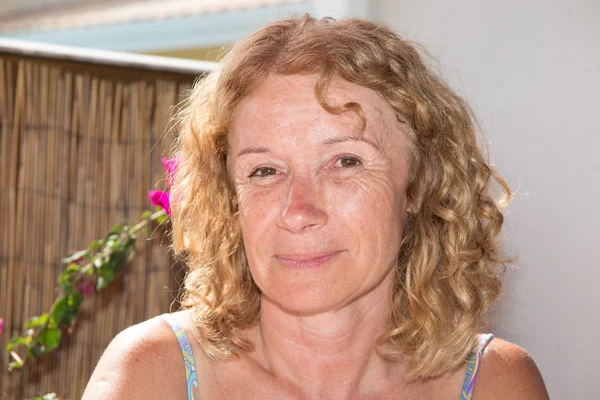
161,313,201,400
460,333,494,400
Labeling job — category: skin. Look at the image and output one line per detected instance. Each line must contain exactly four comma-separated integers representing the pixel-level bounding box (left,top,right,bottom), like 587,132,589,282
82,74,550,399
228,74,410,398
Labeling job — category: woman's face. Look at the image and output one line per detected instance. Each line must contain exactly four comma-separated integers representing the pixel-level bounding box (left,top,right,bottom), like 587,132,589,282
228,74,411,315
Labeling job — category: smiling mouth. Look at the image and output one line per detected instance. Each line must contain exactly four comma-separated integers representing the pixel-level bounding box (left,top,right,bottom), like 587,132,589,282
275,251,342,269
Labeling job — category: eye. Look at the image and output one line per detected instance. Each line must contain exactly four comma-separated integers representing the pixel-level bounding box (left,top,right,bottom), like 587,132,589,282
335,155,362,168
249,166,278,177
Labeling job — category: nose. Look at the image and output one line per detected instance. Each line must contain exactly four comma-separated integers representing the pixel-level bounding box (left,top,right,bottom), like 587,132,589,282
276,176,327,234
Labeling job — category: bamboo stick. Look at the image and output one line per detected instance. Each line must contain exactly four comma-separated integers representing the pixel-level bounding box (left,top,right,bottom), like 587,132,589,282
0,57,7,397
28,61,48,391
60,70,74,398
101,79,122,370
66,72,85,397
116,84,128,336
128,81,139,325
4,60,24,397
45,64,60,395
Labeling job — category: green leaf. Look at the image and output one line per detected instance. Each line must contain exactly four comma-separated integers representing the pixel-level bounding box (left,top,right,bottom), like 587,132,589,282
108,250,127,272
67,293,83,311
81,263,93,274
141,210,152,219
88,240,101,250
24,332,33,345
6,336,26,352
25,313,49,329
58,264,79,292
127,234,137,246
31,393,59,400
93,256,104,268
96,277,109,290
157,213,168,225
105,226,123,241
30,394,59,400
49,297,68,328
38,328,61,352
28,342,45,358
96,268,115,290
127,250,137,262
8,360,23,372
49,293,82,327
62,250,89,264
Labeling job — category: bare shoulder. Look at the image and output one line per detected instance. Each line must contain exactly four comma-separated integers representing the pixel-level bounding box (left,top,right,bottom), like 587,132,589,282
82,312,188,400
474,337,550,399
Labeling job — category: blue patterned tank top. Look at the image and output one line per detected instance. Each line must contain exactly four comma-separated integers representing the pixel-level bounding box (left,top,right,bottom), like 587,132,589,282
161,314,200,400
162,313,493,400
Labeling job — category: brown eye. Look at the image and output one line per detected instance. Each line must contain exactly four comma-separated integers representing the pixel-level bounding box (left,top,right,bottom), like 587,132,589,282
336,156,362,168
249,166,278,177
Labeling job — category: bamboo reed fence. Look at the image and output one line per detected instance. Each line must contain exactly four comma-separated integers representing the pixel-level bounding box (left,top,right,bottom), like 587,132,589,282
0,40,214,399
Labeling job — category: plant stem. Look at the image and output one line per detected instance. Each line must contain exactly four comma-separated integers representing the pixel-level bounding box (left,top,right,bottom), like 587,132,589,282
7,208,167,371
131,209,165,234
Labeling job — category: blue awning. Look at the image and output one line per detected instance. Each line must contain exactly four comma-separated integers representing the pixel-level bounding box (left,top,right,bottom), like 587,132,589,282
0,0,315,52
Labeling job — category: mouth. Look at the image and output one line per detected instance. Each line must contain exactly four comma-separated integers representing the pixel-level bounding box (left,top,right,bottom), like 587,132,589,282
275,251,343,269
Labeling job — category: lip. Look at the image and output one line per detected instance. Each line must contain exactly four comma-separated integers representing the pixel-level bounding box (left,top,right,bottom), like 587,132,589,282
275,251,342,269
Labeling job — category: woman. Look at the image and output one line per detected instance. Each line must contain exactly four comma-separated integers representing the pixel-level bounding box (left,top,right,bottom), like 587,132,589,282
83,15,549,399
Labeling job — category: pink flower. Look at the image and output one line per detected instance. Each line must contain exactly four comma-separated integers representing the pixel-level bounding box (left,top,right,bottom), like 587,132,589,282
161,157,178,189
148,157,177,215
77,279,96,297
0,318,4,335
148,190,171,215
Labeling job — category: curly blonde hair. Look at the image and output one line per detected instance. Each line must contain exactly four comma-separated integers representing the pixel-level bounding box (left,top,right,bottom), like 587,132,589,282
169,15,511,381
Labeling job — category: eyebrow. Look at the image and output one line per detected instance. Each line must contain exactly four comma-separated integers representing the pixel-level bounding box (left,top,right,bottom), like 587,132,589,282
235,135,380,158
321,135,380,151
236,146,271,158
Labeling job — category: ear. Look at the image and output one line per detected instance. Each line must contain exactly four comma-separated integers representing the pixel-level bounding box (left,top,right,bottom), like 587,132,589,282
406,198,416,214
405,194,422,214
400,202,413,231
403,210,413,227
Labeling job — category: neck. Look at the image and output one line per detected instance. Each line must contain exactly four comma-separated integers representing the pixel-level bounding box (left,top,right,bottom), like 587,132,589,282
252,271,402,398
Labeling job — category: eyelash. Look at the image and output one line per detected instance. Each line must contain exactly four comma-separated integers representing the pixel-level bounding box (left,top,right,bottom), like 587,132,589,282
249,166,278,178
334,154,363,169
248,154,363,178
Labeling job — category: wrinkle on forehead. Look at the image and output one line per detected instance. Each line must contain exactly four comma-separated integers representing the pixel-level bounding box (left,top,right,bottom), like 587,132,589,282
228,73,408,177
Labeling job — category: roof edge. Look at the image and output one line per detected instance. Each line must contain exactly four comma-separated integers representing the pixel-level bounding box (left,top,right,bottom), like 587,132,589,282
0,38,217,75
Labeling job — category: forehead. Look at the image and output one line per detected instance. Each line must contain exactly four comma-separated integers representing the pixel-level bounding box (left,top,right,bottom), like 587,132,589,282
228,74,401,149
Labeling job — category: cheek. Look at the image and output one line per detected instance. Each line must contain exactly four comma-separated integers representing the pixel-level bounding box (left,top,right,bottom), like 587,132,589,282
330,174,400,225
236,185,281,254
237,185,274,221
327,174,405,252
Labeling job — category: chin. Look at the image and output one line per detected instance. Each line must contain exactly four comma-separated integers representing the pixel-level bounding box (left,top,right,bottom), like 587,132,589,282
260,280,347,316
261,275,375,317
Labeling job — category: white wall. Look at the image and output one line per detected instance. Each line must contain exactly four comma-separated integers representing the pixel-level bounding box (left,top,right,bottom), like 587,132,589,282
0,0,91,16
372,0,599,398
314,0,372,19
